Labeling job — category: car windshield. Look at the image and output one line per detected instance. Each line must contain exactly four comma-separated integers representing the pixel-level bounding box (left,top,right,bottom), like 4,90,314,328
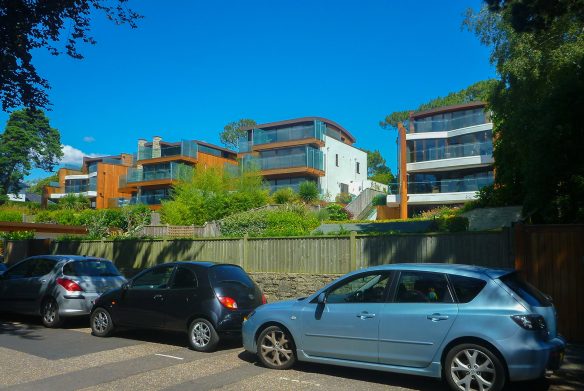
63,260,121,277
208,265,253,288
500,272,551,307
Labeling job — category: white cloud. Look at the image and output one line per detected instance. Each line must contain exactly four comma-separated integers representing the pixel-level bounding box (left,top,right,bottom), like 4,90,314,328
60,145,103,165
83,136,95,143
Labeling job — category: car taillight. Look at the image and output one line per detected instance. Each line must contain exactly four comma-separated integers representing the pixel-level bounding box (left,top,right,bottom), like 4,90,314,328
262,293,267,305
217,296,238,310
511,314,547,330
57,277,83,292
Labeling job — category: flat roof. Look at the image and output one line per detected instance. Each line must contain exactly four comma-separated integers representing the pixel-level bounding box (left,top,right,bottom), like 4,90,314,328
412,101,486,119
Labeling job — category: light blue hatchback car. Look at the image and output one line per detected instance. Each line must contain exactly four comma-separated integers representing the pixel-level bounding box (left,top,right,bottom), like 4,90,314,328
242,264,565,391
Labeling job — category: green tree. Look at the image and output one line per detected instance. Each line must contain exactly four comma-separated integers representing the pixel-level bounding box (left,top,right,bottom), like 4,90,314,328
465,5,584,222
0,1,140,110
380,79,497,129
0,109,63,204
220,119,257,150
363,149,395,185
28,174,59,195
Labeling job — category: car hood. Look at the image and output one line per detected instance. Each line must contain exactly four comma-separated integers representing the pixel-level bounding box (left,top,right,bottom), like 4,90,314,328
257,299,301,312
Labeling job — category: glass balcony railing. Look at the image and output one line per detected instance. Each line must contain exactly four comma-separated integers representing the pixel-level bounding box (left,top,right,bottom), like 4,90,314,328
408,141,493,163
137,140,198,161
388,175,494,195
120,163,193,186
412,110,487,133
48,181,60,188
244,148,325,172
131,194,169,205
238,120,326,152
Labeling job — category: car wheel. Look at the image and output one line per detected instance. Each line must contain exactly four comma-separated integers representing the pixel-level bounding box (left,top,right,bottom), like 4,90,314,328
188,318,219,352
91,308,115,337
445,343,506,391
257,325,296,370
41,298,63,328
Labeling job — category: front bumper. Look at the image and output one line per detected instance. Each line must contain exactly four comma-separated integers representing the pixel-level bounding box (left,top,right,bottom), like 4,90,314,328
242,316,257,353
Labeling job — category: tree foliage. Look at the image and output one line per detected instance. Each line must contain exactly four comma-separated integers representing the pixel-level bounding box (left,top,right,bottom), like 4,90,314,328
380,79,497,129
0,109,63,204
465,4,584,222
220,119,256,150
363,149,394,185
160,166,269,225
0,0,140,110
28,174,59,195
298,181,319,203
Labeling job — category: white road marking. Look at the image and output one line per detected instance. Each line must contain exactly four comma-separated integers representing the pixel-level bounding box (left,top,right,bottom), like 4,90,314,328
279,377,321,387
155,353,184,360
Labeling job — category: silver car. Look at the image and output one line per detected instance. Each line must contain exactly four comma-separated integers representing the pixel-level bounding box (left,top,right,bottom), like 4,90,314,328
0,255,126,327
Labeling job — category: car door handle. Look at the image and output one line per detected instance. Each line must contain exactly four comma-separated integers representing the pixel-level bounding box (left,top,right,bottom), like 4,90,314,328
356,311,376,319
153,294,164,301
427,313,449,321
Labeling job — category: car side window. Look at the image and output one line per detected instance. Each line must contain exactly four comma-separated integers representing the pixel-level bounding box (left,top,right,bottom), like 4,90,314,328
132,266,174,289
449,274,487,303
4,260,32,279
395,271,453,303
171,267,197,289
28,259,56,277
327,273,391,304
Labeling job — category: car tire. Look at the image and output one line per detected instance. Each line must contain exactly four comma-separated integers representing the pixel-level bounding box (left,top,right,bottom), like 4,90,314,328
188,318,219,352
41,298,63,328
91,307,115,337
444,343,506,391
256,325,296,370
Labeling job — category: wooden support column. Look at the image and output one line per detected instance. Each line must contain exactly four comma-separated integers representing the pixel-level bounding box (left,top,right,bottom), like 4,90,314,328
397,122,408,220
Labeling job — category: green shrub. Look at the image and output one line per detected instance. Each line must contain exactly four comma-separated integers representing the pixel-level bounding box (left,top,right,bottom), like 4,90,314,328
335,192,353,204
434,216,469,232
298,181,319,203
372,194,387,206
272,187,297,204
0,209,23,222
0,230,35,240
325,204,350,221
59,194,91,211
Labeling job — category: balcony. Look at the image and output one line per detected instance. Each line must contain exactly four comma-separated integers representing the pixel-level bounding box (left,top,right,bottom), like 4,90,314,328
137,140,198,161
411,109,487,133
239,120,326,152
119,162,193,189
243,147,325,177
408,141,493,163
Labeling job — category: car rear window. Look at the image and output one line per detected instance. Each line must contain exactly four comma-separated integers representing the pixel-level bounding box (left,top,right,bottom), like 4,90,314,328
499,272,551,307
208,265,253,288
63,260,121,277
448,274,487,303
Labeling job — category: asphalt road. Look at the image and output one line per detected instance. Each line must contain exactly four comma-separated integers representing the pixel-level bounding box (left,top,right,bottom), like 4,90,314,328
0,313,582,391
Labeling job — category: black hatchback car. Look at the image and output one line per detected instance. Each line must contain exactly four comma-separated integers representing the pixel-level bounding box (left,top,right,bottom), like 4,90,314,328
90,262,266,352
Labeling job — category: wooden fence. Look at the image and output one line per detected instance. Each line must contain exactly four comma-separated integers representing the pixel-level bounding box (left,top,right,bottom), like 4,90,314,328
141,222,220,238
514,224,584,342
43,230,513,276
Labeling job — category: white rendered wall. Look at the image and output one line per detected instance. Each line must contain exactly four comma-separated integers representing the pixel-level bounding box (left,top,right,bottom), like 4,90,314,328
320,135,367,200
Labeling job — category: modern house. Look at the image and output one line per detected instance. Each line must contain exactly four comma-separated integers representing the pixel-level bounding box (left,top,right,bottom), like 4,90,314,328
238,117,368,199
44,137,238,210
387,102,494,216
43,154,134,209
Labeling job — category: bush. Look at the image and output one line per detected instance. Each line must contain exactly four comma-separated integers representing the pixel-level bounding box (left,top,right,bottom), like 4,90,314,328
298,181,319,203
0,209,23,222
335,192,353,204
372,194,387,206
272,187,297,204
219,205,320,237
434,216,469,232
0,230,35,240
418,205,461,219
59,194,91,211
325,204,350,221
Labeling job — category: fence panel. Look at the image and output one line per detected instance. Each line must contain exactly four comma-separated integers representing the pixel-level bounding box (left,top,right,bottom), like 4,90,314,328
515,224,584,342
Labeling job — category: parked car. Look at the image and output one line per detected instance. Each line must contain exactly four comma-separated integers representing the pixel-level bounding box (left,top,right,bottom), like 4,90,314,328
90,262,266,352
242,263,565,391
0,255,126,327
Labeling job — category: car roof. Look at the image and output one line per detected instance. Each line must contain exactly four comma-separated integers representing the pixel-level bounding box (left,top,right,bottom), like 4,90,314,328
360,263,513,279
155,261,243,268
25,254,112,262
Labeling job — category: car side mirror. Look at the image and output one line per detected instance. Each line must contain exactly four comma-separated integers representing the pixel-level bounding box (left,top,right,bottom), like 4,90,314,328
317,292,327,305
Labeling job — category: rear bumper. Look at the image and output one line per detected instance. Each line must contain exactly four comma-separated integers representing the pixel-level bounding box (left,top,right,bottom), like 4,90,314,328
216,309,253,334
504,335,566,381
56,293,100,317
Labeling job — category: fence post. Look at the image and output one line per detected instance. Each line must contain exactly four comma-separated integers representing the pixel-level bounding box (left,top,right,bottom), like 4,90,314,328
242,234,249,271
350,231,357,272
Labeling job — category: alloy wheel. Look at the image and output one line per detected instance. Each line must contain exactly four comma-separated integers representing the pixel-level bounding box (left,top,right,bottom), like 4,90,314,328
43,300,56,324
260,329,293,367
450,348,496,391
191,321,211,348
93,311,109,334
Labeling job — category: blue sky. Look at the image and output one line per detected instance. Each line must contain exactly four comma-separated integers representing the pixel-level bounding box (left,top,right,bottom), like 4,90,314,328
0,0,495,180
